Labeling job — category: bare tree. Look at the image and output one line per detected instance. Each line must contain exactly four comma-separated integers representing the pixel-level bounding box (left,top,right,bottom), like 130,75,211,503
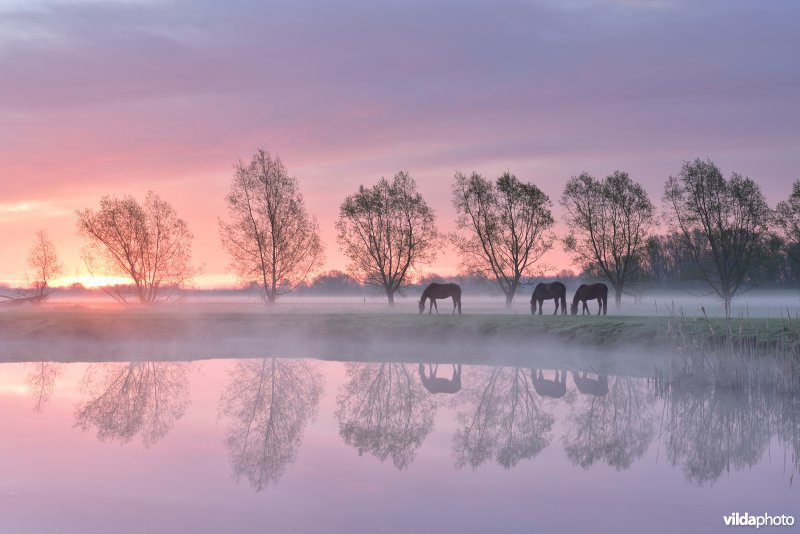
74,362,191,447
561,171,655,307
219,358,322,490
775,179,800,266
26,230,64,299
664,159,772,316
76,191,198,303
336,362,435,470
562,376,655,470
453,366,553,469
220,149,324,304
26,362,62,411
452,172,554,307
337,171,438,305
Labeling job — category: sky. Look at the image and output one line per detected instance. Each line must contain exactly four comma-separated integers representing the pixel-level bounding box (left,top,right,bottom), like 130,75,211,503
1,0,799,287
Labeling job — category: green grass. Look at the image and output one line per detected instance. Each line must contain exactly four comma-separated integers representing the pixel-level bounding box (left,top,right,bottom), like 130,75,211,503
2,306,798,346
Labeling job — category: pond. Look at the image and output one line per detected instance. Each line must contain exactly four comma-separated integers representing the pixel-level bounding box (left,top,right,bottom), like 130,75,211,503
0,357,797,533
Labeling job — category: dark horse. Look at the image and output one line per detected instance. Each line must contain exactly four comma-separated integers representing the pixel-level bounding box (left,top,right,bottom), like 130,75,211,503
419,282,462,314
419,363,462,394
571,283,608,315
530,281,567,315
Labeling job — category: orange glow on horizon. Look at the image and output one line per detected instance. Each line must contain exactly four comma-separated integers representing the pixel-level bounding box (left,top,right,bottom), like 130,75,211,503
53,275,134,289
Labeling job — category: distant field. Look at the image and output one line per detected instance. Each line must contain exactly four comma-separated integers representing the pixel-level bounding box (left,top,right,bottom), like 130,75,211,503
1,304,798,376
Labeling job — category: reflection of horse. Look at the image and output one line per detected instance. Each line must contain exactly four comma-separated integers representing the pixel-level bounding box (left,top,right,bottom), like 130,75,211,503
419,283,462,314
418,364,462,394
571,283,608,315
530,281,567,315
531,369,567,398
572,372,609,397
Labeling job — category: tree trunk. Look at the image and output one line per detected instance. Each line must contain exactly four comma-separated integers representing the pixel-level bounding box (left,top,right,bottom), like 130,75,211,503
504,290,514,308
387,288,395,306
614,284,623,308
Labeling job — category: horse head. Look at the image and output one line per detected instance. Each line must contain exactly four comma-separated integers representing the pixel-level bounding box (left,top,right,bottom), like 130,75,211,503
570,301,578,315
418,299,425,314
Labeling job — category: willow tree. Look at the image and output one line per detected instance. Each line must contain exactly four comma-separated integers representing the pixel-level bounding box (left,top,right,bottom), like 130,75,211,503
452,172,554,307
26,229,63,299
336,171,438,305
561,171,655,307
776,179,800,266
219,149,324,304
76,192,198,303
664,158,772,317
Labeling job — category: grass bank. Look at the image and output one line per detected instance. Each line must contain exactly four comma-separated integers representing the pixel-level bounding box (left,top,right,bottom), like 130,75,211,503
1,306,798,372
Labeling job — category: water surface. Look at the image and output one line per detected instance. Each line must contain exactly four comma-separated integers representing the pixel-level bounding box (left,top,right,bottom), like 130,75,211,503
1,358,797,533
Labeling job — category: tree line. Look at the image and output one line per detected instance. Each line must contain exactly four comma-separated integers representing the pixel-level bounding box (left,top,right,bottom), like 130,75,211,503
16,149,800,315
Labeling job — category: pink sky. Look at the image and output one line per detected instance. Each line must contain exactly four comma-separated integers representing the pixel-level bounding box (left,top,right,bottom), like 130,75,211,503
1,0,798,287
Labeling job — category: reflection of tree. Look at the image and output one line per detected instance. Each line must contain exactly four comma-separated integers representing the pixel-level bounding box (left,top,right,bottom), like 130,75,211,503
336,363,435,470
661,383,773,485
454,366,553,469
26,362,62,411
563,376,655,470
74,362,190,447
219,358,322,491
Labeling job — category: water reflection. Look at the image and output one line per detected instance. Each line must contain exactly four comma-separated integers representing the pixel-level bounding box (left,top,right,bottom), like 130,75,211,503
531,369,567,399
26,362,62,411
563,375,655,470
660,381,775,485
10,355,799,492
454,367,554,469
74,362,190,447
337,363,435,470
572,372,609,397
419,363,462,394
219,358,322,491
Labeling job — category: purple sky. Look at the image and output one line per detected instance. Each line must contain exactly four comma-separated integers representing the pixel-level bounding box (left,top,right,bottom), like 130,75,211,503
1,0,798,285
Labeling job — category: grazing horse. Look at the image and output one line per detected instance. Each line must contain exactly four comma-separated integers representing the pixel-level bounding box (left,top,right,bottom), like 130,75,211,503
418,363,462,394
571,283,608,316
530,281,567,315
572,372,609,397
531,369,567,399
419,282,462,314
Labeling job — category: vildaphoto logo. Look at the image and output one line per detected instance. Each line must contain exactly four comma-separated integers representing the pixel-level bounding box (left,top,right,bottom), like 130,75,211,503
723,513,795,528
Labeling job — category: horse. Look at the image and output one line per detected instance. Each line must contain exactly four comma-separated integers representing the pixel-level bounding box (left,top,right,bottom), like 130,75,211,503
531,369,567,399
572,372,609,397
571,283,608,315
419,363,462,394
419,282,462,314
530,281,567,315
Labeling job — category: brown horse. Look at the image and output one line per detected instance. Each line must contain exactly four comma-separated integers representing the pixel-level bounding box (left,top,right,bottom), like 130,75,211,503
418,364,462,394
571,283,608,315
531,369,567,398
530,281,567,315
419,283,462,314
572,372,609,397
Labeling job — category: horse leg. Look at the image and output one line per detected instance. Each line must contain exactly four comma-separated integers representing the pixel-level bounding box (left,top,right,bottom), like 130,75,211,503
553,298,558,315
457,298,462,315
434,300,439,314
538,299,543,315
583,301,589,315
429,300,433,314
452,296,456,315
561,296,567,315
